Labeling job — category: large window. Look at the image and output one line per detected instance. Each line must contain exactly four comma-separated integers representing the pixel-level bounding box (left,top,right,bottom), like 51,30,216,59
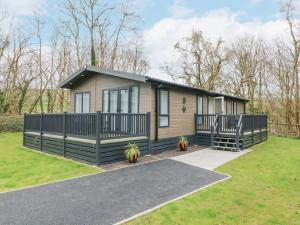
131,86,138,113
159,89,169,127
103,90,109,113
102,86,139,113
120,89,129,113
75,92,90,113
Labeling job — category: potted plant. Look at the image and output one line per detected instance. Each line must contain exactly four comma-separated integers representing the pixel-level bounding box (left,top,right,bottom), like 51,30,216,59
124,143,140,163
178,136,188,151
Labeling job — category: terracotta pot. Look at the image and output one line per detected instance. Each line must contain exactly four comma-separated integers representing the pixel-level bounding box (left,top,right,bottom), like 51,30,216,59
128,154,139,163
179,141,188,151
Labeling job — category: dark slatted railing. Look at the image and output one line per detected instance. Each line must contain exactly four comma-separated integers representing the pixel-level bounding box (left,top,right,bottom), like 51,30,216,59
100,113,149,139
219,115,240,133
23,114,41,132
43,114,64,135
24,112,150,140
66,113,96,139
242,114,268,133
195,114,216,131
196,114,268,135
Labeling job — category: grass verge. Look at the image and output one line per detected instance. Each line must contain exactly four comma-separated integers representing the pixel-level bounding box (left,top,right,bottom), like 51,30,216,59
128,136,300,225
0,132,101,192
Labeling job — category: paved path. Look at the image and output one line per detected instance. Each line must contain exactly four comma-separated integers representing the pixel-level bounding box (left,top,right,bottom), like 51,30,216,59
172,148,251,170
0,159,228,225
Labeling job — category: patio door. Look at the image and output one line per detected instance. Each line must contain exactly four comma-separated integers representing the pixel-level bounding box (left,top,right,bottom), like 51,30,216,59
102,86,139,134
103,87,138,114
214,97,224,114
208,96,225,114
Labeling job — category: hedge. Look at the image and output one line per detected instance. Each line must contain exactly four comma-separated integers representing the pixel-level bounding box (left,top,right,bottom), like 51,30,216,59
0,115,23,132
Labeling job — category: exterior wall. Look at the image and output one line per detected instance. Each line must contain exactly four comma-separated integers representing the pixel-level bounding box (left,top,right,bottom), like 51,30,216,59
202,95,208,114
226,98,232,114
237,101,245,114
150,87,197,140
69,74,151,113
68,73,246,141
70,75,97,112
225,98,246,115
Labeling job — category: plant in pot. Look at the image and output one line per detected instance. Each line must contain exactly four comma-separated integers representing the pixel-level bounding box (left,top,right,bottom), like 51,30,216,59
178,136,188,151
124,143,140,163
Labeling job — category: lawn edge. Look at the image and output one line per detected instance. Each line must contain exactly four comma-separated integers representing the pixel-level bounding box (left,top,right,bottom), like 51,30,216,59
114,174,232,225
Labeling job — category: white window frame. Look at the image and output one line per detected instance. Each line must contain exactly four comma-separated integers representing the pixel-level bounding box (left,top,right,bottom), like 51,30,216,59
74,92,90,113
214,96,225,114
159,89,169,127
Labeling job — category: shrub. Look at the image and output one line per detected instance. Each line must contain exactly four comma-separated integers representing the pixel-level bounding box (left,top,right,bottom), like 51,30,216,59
0,114,23,132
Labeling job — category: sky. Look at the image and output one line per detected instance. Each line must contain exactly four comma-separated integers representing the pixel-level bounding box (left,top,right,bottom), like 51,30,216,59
0,0,296,80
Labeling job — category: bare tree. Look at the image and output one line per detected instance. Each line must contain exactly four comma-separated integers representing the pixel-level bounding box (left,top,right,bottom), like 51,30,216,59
226,36,266,112
281,0,300,130
163,30,227,91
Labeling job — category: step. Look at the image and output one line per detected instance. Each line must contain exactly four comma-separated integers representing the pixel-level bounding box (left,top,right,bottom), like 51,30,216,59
213,145,240,152
213,141,240,145
214,136,243,140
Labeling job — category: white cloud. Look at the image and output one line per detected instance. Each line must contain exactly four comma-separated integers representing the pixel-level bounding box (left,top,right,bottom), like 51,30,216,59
170,0,195,18
143,8,289,80
0,0,46,16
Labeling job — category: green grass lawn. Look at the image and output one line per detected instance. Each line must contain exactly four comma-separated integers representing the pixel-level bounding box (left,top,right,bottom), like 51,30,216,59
0,132,101,192
128,136,300,225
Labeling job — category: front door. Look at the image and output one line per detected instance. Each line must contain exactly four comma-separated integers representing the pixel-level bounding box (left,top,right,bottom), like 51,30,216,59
208,96,224,114
214,97,224,114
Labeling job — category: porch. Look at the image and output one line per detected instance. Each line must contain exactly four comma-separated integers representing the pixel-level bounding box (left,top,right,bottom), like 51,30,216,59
195,114,268,151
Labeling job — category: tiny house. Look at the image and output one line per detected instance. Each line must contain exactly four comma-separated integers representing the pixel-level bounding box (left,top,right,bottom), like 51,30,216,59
23,66,268,165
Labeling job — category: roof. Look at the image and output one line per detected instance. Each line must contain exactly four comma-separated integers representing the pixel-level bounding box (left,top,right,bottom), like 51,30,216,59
58,65,146,89
58,66,248,102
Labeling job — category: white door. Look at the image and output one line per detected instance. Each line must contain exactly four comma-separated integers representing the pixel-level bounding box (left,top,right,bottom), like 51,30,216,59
214,97,224,114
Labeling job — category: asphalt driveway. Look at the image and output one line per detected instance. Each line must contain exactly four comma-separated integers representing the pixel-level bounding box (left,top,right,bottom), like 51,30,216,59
0,159,228,225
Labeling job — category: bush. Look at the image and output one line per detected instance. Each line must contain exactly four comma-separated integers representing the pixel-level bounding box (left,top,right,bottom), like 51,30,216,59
0,115,23,132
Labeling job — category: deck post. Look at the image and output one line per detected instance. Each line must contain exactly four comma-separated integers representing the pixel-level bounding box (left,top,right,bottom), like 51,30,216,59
63,112,67,157
95,111,101,166
235,125,240,151
210,124,214,148
251,115,254,145
217,114,220,135
259,114,262,142
147,112,151,154
266,115,269,139
23,113,26,147
40,113,43,151
194,113,197,144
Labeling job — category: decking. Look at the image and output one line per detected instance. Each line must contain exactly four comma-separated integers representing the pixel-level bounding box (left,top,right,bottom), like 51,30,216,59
23,112,268,165
23,112,151,165
195,114,268,151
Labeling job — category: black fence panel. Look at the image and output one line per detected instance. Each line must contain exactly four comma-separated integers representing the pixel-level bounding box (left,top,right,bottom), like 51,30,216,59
24,114,40,132
66,113,96,139
43,114,64,135
195,114,215,131
219,115,240,133
100,113,148,139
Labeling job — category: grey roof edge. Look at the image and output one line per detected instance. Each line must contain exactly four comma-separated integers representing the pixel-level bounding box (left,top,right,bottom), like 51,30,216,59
146,77,249,102
57,67,86,89
58,66,248,102
57,65,146,89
